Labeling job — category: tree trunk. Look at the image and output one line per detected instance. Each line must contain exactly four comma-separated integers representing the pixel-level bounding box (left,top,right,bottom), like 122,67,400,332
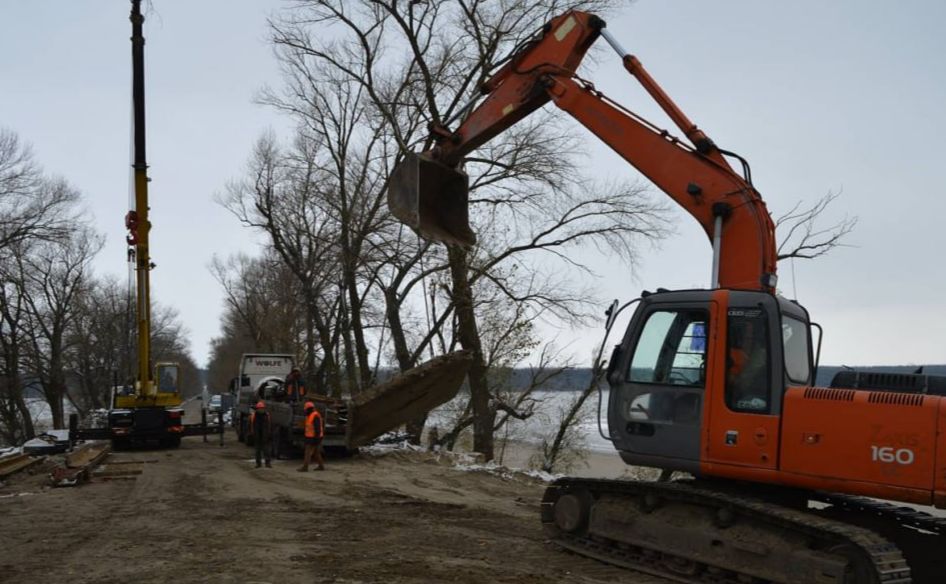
339,294,358,395
342,248,372,390
447,245,493,461
383,286,428,444
15,387,34,440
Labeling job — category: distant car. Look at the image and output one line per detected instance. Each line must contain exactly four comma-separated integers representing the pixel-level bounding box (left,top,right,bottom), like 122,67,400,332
208,394,223,413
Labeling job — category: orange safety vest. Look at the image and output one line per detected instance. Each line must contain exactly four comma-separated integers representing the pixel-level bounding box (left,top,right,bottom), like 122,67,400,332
304,409,323,439
287,376,306,398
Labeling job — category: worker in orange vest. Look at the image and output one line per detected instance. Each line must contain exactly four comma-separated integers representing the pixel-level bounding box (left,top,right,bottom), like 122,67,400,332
249,400,272,468
298,401,325,472
285,367,306,403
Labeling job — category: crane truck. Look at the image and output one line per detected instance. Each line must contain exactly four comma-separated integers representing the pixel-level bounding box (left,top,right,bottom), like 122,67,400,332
68,0,203,448
388,11,944,584
103,0,189,448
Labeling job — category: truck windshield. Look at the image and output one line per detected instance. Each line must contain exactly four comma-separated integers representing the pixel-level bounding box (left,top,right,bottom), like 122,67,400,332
782,315,811,384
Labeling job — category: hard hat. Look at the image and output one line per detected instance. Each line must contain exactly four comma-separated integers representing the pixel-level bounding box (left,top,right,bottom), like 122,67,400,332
254,400,265,409
304,401,315,411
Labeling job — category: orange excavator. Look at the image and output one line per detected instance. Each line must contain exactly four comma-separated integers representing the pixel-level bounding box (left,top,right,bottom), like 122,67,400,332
388,11,944,584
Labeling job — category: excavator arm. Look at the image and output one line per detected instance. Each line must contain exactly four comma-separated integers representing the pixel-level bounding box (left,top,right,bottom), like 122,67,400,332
389,11,777,292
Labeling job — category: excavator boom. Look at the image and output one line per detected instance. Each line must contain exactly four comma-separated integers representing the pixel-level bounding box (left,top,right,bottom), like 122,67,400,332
388,11,777,291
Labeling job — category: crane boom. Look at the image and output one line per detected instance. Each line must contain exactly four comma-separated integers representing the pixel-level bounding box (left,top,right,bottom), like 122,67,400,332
129,0,153,396
388,11,778,292
108,1,183,445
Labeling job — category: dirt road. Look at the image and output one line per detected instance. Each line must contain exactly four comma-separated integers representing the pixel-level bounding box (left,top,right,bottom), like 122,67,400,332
0,432,664,584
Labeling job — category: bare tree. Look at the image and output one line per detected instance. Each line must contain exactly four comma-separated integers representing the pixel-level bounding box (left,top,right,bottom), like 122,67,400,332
0,129,78,249
209,250,303,353
538,352,606,473
776,190,857,261
65,275,133,417
207,249,307,392
0,128,90,441
219,134,344,394
0,244,35,444
259,54,394,392
18,227,103,429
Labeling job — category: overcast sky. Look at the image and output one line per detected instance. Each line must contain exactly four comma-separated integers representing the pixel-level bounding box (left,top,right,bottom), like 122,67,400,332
2,1,944,369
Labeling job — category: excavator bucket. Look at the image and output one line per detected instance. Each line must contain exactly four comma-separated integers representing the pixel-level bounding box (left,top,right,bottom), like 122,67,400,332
345,350,473,447
387,152,477,247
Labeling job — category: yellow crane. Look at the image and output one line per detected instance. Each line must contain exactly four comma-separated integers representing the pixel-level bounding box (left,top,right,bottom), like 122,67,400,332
108,0,184,447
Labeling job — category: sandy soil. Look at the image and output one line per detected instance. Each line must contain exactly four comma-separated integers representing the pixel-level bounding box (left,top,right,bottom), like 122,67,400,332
0,429,666,584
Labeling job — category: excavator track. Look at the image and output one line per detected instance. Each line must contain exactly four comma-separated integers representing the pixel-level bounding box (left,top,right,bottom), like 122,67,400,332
808,492,945,583
813,492,946,537
541,478,914,584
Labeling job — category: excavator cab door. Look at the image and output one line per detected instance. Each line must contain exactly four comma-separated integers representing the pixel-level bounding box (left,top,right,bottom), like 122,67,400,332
702,291,789,473
608,291,718,474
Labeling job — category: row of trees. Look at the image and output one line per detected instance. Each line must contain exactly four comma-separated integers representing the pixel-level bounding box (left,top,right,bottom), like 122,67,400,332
207,0,853,467
0,128,198,445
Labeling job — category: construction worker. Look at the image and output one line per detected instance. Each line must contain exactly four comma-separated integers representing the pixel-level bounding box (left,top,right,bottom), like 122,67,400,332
249,400,272,468
298,400,325,472
285,367,306,403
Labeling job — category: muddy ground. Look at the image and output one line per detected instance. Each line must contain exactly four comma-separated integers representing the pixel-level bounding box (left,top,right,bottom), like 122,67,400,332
0,430,665,584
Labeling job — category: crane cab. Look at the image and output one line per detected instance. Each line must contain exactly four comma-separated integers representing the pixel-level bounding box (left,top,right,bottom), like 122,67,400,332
607,289,946,507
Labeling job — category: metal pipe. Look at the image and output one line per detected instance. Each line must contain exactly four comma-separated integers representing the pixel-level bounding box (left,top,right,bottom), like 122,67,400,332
711,215,723,288
599,27,628,58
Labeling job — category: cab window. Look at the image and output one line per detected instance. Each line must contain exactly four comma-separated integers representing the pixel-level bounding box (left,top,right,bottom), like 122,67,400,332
726,309,770,413
628,310,707,387
156,365,180,393
782,315,811,384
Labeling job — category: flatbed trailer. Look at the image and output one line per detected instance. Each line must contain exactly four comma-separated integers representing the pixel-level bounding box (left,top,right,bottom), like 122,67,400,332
234,351,474,454
69,409,226,445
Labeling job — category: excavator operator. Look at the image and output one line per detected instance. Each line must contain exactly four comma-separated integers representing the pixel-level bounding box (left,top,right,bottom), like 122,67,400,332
726,311,769,412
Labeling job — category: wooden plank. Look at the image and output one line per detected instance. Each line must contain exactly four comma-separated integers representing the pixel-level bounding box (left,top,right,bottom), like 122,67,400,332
52,442,112,487
0,454,42,479
65,441,111,469
92,467,142,478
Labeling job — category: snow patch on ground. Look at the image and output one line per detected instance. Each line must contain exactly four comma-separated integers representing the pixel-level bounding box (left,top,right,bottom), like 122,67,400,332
0,491,37,499
453,460,562,483
43,429,70,441
362,437,561,482
361,439,424,456
0,446,22,457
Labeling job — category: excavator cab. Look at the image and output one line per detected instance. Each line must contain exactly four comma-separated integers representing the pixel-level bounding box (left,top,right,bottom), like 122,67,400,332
607,289,814,475
387,152,476,247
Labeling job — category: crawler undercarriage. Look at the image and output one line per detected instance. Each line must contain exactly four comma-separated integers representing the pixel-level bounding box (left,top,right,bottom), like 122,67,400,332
542,478,945,584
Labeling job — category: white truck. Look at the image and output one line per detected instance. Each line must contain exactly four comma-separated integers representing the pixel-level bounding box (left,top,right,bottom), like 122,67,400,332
231,354,346,455
229,351,474,456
